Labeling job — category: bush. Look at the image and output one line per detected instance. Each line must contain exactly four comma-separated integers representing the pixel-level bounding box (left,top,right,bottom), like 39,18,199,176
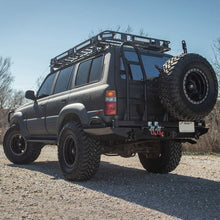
183,101,220,153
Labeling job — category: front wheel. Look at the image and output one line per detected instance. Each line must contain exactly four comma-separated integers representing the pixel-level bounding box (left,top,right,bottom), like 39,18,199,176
3,125,42,164
138,141,182,173
58,121,101,181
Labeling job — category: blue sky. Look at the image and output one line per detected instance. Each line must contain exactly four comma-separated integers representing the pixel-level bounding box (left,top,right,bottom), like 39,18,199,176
0,0,220,92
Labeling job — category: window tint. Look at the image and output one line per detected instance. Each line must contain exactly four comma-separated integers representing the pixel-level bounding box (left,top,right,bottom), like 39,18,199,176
38,73,56,98
124,51,138,62
67,65,76,89
54,66,73,94
130,65,143,80
141,55,169,78
120,52,170,80
121,58,142,80
89,56,103,82
75,60,92,86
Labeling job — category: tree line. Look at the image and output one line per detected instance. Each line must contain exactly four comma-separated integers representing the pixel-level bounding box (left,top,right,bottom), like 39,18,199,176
0,57,25,141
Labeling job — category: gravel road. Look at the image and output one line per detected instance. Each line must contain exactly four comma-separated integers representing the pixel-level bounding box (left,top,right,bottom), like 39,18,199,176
1,145,220,220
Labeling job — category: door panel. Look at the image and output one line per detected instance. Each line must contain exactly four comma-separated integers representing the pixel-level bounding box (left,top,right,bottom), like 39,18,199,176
45,92,70,135
26,98,48,135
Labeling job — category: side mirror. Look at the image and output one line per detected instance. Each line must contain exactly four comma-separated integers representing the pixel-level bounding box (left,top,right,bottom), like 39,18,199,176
25,90,36,101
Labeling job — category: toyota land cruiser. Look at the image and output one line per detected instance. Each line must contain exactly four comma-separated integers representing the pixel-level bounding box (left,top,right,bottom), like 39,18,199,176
3,31,218,181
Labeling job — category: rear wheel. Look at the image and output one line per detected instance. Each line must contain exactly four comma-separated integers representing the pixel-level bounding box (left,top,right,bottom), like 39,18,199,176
3,125,42,164
58,121,101,181
138,141,182,173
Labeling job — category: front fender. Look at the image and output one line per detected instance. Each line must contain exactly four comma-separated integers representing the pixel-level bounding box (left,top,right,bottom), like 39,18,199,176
57,103,88,131
9,112,28,137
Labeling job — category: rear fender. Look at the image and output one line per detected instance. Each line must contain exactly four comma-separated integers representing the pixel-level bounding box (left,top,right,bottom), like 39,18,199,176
57,103,88,132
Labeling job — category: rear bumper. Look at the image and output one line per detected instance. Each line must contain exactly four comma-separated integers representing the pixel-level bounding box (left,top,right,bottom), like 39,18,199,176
83,120,208,140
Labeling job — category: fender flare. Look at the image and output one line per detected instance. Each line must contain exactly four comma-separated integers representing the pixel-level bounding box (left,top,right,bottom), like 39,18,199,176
9,112,28,137
57,103,88,132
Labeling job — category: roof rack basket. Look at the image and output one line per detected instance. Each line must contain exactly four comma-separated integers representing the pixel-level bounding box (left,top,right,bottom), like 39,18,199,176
50,30,170,72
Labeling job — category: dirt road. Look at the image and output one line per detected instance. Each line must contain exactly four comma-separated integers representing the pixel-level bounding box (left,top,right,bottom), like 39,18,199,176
1,145,220,219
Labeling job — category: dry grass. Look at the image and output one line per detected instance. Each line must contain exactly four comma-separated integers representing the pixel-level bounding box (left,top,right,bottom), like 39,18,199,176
183,101,220,153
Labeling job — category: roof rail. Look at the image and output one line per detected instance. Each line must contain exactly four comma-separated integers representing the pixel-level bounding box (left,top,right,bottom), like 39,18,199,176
50,30,170,72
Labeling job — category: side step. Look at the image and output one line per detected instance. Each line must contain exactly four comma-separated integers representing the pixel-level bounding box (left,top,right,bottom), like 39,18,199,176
26,139,57,145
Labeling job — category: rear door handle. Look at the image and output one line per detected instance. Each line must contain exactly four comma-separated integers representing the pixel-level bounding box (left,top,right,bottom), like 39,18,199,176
61,99,67,104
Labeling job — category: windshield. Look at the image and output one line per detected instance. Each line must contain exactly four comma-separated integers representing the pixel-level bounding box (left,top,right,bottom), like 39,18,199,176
120,51,170,80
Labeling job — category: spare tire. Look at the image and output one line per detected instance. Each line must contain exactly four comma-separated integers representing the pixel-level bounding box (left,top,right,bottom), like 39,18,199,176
159,53,218,120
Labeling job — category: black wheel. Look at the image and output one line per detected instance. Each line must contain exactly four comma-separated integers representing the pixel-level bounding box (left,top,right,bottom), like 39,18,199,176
159,53,218,120
3,125,42,164
138,141,182,173
58,121,101,181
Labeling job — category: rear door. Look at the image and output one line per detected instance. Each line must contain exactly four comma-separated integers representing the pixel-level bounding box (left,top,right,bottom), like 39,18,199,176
117,49,170,121
118,50,146,121
45,65,75,135
68,55,105,112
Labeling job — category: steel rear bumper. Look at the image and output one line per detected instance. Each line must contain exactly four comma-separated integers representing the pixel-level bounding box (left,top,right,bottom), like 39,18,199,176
83,120,208,140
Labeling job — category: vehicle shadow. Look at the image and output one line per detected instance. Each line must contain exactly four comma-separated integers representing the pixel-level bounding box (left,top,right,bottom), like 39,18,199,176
9,160,220,219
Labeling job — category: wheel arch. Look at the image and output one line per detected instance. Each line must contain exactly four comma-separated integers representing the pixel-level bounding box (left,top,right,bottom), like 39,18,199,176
9,112,28,137
57,103,88,134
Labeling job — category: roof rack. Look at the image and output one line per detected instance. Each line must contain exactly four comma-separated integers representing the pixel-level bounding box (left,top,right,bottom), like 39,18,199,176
50,30,170,72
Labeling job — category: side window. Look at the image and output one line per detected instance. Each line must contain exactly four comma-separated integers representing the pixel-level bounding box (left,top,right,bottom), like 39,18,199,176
37,73,56,98
54,65,74,94
75,60,92,86
75,55,103,87
89,56,103,82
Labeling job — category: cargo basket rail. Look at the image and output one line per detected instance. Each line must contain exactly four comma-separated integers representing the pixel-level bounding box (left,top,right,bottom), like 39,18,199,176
50,30,170,72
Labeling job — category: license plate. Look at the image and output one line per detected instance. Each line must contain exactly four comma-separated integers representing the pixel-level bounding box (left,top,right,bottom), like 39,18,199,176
179,122,195,133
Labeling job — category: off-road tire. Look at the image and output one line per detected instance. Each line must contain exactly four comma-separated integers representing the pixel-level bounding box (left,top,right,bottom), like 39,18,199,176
3,125,42,164
159,53,218,120
138,141,182,173
58,121,101,181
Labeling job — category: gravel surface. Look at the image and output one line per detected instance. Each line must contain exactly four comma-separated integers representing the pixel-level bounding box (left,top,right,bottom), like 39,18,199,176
1,145,220,220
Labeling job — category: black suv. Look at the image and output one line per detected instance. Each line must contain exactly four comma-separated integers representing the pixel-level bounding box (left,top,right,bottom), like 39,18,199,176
3,31,218,181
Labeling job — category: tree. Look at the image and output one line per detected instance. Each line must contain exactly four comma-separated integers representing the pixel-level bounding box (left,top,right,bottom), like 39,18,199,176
9,90,25,109
0,56,25,143
0,57,13,109
213,38,220,95
36,75,45,90
125,25,133,34
0,57,25,109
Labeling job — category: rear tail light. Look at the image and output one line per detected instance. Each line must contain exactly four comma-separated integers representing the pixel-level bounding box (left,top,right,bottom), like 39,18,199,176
105,90,116,115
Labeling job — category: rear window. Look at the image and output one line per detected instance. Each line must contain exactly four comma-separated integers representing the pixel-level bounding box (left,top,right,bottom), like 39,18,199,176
120,51,169,80
141,55,169,78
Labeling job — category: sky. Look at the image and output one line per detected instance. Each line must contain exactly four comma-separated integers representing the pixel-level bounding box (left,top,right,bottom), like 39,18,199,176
0,0,220,92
